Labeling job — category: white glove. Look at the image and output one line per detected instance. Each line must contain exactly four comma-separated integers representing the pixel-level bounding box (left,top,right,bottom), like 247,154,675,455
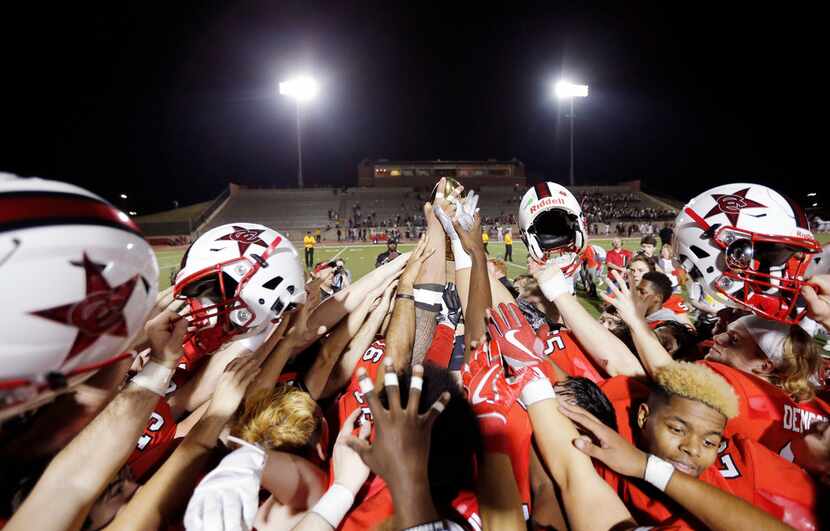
433,204,459,241
454,191,479,232
184,439,266,531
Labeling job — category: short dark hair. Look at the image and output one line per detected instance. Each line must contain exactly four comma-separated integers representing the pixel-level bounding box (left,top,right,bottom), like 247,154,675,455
655,321,700,361
642,271,673,303
640,234,657,246
554,377,618,432
378,363,480,510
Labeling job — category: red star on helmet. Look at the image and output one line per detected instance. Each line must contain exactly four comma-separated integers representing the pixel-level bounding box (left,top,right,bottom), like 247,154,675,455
704,187,767,226
31,253,139,362
215,225,268,255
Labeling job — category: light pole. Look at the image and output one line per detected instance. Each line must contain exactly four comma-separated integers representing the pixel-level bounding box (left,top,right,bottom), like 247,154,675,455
279,76,319,188
554,81,589,187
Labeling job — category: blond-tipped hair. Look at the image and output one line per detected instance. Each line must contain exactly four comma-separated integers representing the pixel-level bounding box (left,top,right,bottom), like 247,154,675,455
231,385,320,451
654,362,739,419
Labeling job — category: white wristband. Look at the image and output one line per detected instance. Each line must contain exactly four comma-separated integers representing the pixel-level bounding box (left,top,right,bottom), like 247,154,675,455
451,240,472,270
538,273,570,302
130,361,174,396
311,483,356,528
644,454,675,491
519,377,556,407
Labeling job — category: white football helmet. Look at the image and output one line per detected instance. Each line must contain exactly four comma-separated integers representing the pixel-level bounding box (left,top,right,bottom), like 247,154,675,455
518,182,587,276
174,223,306,348
673,183,820,324
0,173,158,411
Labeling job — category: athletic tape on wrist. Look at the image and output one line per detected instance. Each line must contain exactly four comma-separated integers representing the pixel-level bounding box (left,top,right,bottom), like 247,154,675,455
130,361,174,396
410,375,424,391
538,273,570,302
311,483,355,528
519,377,556,407
413,286,444,312
644,454,675,491
451,240,472,270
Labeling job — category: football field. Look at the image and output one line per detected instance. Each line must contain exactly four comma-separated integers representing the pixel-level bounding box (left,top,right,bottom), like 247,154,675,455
154,234,830,318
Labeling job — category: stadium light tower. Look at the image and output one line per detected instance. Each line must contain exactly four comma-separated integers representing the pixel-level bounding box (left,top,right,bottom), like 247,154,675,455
554,80,589,187
279,76,319,188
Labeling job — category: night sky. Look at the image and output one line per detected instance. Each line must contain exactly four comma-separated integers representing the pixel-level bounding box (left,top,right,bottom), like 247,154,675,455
2,2,827,215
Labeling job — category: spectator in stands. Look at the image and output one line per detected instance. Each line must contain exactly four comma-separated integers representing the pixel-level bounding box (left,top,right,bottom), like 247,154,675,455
606,238,633,277
304,231,316,269
504,229,513,262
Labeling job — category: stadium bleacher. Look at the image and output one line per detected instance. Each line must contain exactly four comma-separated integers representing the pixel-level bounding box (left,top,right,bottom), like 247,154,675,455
136,183,680,244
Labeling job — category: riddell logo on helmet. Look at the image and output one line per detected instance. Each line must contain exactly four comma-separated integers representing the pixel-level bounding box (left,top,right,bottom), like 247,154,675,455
530,197,565,214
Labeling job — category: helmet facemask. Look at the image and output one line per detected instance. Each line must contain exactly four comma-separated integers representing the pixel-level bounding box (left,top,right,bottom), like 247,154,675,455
174,233,304,346
713,226,819,323
681,208,821,324
523,209,583,276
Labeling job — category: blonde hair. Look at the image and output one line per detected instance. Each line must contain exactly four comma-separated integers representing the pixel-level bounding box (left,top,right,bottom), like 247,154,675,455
230,385,320,451
655,361,739,419
771,326,820,402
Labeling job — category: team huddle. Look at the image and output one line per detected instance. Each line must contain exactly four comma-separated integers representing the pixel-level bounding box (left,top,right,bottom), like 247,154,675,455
2,170,830,531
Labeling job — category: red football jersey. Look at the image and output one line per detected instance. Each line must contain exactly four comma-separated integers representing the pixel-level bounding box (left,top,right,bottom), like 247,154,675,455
126,397,178,480
337,340,489,529
663,294,690,316
599,376,818,530
699,360,829,466
542,326,609,385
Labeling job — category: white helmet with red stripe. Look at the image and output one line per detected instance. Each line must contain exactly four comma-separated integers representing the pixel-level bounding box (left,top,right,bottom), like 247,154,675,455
518,181,587,276
0,173,158,414
174,223,305,346
673,183,820,324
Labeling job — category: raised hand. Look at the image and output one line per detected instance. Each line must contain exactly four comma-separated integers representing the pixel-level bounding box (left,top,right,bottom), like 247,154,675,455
487,303,546,371
345,361,449,494
452,211,484,256
208,355,261,418
332,409,372,496
454,191,479,232
399,235,436,287
600,270,649,326
558,401,648,479
803,274,830,330
183,438,266,531
145,310,189,367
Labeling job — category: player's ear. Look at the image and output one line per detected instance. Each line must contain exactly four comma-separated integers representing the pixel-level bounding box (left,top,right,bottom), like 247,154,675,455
637,403,650,430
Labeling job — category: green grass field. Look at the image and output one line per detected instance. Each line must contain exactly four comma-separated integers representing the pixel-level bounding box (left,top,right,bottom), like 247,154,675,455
155,234,830,318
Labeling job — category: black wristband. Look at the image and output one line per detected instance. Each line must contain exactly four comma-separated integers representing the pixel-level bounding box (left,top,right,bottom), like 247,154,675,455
396,293,415,301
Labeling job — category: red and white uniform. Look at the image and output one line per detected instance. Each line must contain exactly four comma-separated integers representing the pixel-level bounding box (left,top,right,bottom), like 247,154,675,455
336,339,485,529
663,294,690,320
598,376,817,530
699,360,830,466
126,397,178,480
540,325,609,385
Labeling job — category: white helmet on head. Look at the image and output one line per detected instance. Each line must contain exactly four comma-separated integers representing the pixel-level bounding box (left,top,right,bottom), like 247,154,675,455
174,223,306,348
673,183,820,324
0,173,158,413
518,182,587,276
